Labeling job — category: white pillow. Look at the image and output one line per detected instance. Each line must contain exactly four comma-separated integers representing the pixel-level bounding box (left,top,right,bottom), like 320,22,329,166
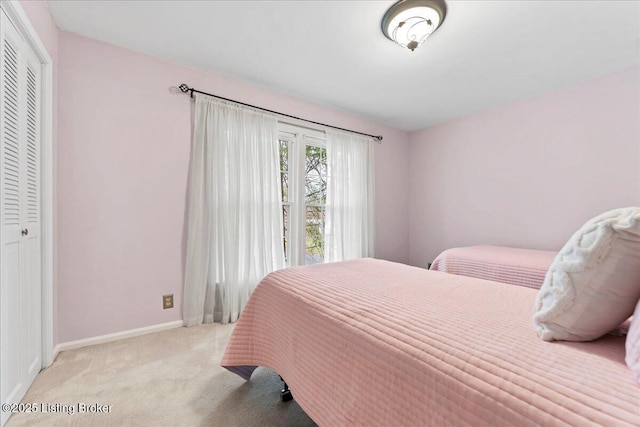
534,207,640,341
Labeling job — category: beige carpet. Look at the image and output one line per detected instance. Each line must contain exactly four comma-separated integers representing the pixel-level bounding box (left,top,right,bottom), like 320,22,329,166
6,324,316,427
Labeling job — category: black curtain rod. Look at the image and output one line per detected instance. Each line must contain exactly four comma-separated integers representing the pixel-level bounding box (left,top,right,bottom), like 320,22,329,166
178,83,383,142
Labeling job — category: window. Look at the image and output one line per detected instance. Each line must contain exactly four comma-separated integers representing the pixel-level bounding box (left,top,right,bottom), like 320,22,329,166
279,123,327,266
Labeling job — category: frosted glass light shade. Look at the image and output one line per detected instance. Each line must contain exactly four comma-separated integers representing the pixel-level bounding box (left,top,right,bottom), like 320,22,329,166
381,0,447,51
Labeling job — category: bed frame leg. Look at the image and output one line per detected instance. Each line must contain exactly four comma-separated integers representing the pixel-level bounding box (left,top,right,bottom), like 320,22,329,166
279,376,293,402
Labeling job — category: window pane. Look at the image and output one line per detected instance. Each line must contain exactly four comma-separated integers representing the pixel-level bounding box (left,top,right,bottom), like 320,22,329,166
281,172,288,202
279,139,288,172
283,204,290,263
305,206,324,265
305,145,326,204
279,139,289,202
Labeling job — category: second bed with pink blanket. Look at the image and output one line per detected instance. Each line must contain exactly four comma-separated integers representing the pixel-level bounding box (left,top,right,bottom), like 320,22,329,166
221,259,639,426
429,245,557,290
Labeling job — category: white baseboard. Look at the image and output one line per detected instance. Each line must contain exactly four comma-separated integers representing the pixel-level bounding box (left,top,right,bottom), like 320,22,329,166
52,344,61,362
53,320,184,358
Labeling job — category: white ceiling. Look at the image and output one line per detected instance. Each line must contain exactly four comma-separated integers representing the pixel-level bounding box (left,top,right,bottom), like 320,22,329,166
46,0,640,132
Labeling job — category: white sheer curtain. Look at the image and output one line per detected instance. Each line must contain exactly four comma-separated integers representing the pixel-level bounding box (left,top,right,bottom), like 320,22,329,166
324,130,375,262
183,94,285,326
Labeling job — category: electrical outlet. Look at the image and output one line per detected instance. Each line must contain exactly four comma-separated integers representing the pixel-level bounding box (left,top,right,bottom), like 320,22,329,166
163,294,174,309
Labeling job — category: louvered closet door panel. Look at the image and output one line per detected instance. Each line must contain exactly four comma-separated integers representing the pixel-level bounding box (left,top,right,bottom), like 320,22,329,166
1,11,24,411
2,25,20,235
0,8,42,424
22,50,41,381
26,66,39,226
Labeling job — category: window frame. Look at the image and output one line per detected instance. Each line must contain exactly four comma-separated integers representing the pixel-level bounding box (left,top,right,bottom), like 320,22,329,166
278,122,327,267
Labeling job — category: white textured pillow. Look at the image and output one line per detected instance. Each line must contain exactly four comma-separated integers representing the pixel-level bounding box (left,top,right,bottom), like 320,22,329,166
534,207,640,341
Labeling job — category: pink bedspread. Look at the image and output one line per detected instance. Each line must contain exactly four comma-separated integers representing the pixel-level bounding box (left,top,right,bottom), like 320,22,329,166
430,245,557,290
221,259,639,426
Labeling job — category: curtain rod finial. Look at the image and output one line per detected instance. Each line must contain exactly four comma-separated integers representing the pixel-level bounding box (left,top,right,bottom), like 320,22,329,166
179,83,190,93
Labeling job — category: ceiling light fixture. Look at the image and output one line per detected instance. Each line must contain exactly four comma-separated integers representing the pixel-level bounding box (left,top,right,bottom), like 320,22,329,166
381,0,447,52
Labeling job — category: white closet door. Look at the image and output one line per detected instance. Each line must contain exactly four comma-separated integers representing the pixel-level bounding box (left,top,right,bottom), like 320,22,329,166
0,8,42,425
22,33,42,389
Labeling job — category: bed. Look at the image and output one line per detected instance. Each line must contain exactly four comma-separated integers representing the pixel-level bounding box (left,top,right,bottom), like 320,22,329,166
221,258,639,426
429,245,557,290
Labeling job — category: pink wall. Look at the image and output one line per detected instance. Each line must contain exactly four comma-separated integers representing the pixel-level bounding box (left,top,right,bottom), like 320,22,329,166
57,32,410,343
409,66,640,267
19,0,59,345
27,1,638,344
